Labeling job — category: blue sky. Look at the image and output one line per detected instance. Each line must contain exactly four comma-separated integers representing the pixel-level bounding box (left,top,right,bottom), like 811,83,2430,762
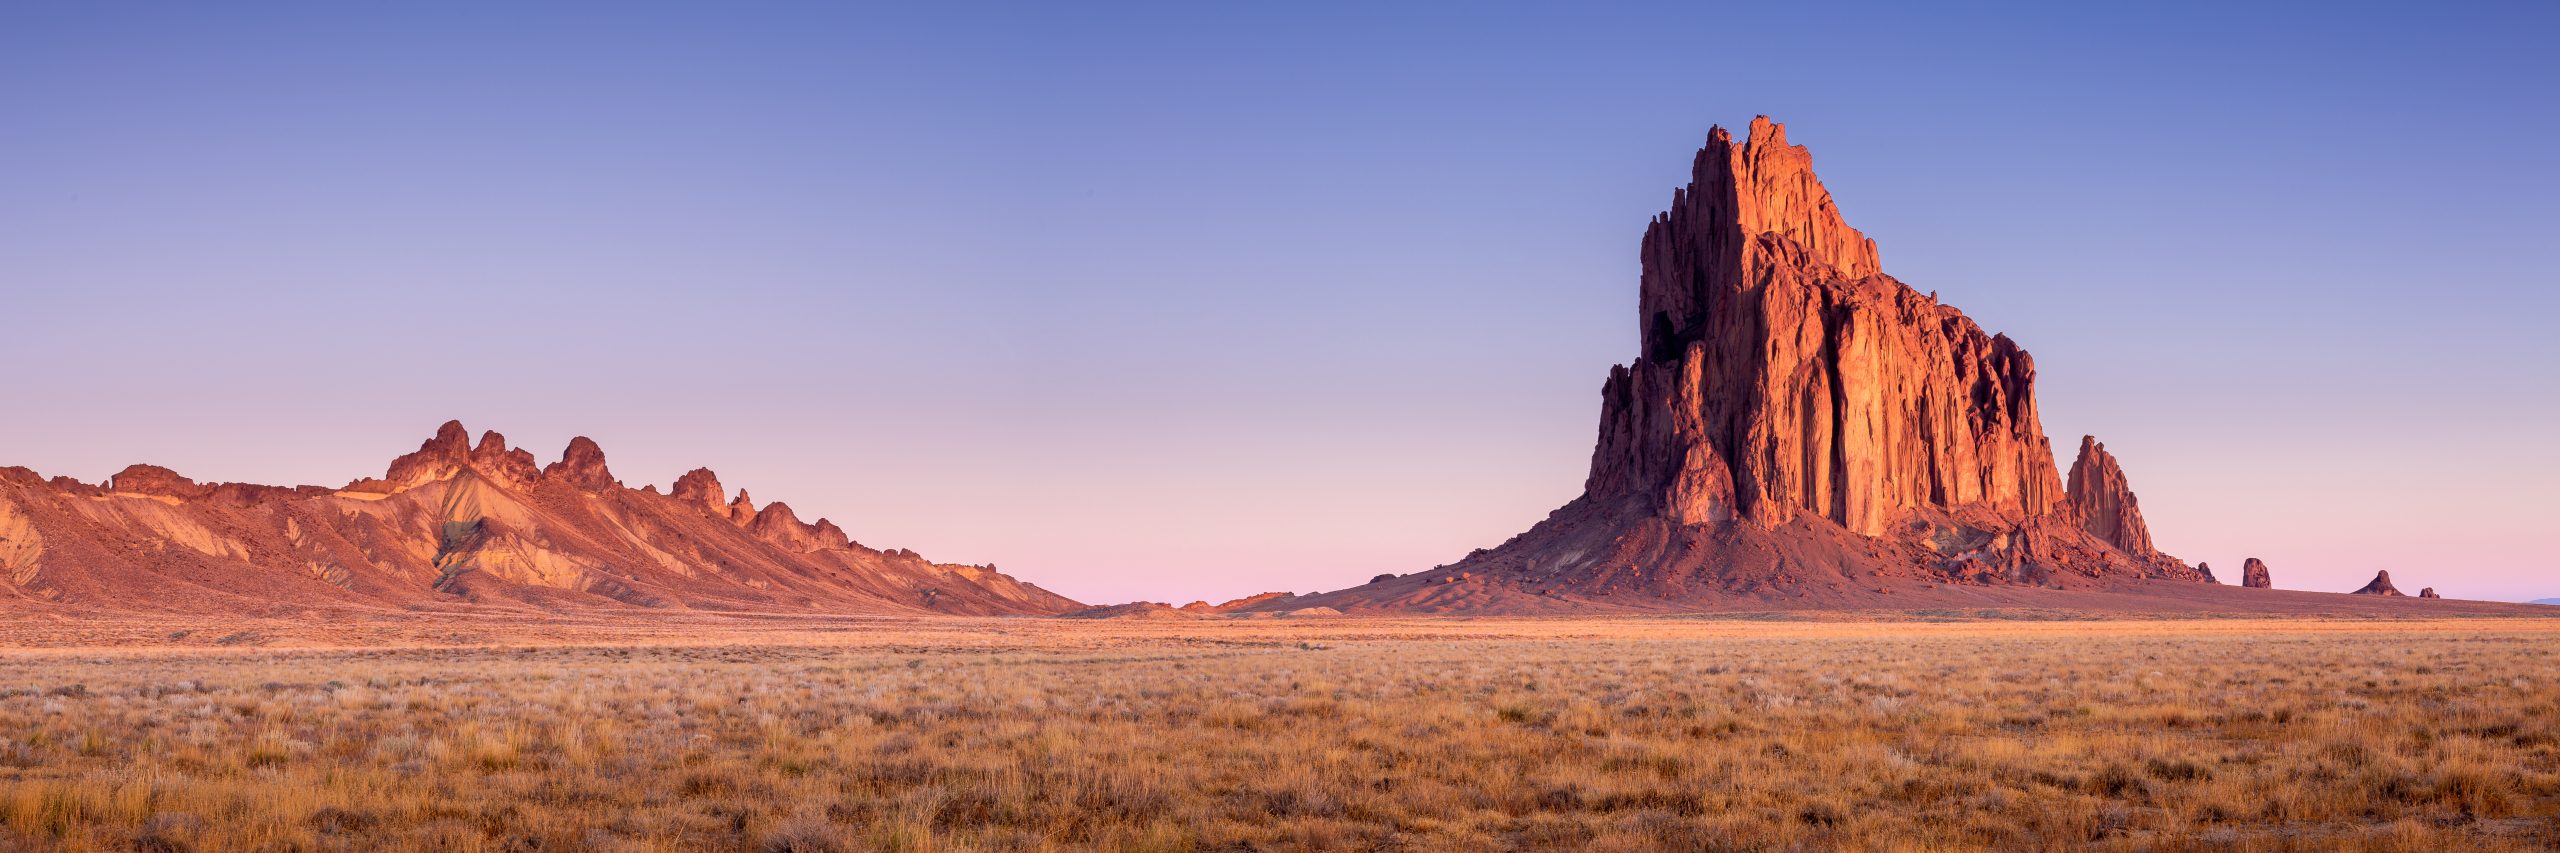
3,2,2554,602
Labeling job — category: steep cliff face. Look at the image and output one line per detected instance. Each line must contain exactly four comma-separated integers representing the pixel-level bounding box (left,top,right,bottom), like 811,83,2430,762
1587,117,2069,539
0,422,1080,616
1278,117,2206,614
2351,571,2404,596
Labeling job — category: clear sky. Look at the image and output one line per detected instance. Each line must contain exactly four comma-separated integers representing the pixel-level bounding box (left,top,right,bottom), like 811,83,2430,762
4,3,2554,604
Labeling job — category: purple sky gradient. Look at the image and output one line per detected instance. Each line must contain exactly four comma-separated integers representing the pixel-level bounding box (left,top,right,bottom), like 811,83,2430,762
3,3,2554,604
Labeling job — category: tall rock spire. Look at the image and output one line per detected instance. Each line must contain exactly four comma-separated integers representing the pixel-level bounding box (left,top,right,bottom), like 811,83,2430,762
1595,116,2065,538
2067,436,2155,555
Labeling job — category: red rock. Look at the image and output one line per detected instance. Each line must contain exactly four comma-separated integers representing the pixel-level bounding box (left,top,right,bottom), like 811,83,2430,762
1304,117,2204,614
469,431,540,488
1595,116,2071,535
807,518,853,551
2241,558,2273,589
542,436,616,491
746,501,845,553
0,421,1081,616
670,468,726,514
2067,436,2154,555
106,464,206,499
2350,571,2404,596
383,420,473,488
2419,587,2441,599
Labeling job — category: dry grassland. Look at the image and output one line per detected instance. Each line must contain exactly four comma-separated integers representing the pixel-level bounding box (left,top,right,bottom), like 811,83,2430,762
0,616,2555,851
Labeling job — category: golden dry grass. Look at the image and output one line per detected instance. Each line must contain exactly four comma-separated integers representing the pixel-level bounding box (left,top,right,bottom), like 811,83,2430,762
0,616,2555,851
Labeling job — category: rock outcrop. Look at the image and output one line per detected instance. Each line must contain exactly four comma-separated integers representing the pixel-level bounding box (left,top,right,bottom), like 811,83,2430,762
1255,117,2207,615
1176,592,1296,614
107,465,208,499
2419,587,2440,599
381,420,474,490
670,468,727,513
2241,558,2273,589
541,437,616,491
2351,571,2404,596
2067,437,2155,555
1585,116,2069,537
0,421,1080,616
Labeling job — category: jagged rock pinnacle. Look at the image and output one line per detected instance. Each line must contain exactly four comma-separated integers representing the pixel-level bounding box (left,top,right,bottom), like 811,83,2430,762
2068,436,2155,555
670,468,726,513
543,437,617,491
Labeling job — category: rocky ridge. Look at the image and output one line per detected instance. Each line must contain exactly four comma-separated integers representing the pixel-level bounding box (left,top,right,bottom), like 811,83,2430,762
0,421,1079,616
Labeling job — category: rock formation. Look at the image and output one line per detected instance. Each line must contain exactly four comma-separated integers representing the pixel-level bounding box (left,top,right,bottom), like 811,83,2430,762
2241,558,2273,589
1253,117,2206,615
2419,587,2440,599
2351,571,2404,596
670,468,727,513
0,421,1079,615
1583,116,2069,537
541,436,616,491
2067,437,2155,555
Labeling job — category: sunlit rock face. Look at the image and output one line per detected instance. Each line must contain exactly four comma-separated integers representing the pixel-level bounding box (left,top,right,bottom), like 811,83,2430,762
1285,117,2207,615
1595,116,2090,540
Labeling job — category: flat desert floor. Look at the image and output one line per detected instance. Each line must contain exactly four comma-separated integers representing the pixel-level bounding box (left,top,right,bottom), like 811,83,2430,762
1,614,2556,851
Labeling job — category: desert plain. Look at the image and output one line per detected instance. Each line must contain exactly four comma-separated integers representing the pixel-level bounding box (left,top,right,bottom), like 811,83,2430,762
1,613,2555,852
